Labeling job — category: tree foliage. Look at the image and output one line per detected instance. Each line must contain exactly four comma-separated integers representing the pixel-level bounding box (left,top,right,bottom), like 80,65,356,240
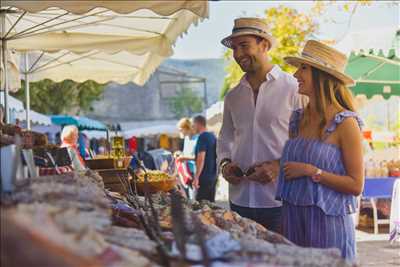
168,87,203,118
220,5,318,99
11,79,105,115
219,0,383,99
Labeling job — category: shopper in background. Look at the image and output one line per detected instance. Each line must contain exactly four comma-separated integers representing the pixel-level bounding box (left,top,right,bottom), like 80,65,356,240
192,115,217,202
176,117,199,199
61,125,86,171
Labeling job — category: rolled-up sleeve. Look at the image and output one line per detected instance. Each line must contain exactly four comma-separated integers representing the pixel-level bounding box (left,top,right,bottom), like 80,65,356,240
217,96,234,165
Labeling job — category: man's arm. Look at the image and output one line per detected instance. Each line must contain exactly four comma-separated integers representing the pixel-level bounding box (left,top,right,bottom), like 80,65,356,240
193,151,205,189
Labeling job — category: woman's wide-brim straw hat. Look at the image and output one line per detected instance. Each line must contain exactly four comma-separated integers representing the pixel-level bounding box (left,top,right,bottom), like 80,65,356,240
221,17,276,50
284,40,355,86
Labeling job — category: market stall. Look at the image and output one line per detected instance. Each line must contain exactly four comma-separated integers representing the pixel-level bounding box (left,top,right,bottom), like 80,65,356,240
1,169,356,267
361,178,399,234
1,0,209,126
51,115,108,132
344,39,400,233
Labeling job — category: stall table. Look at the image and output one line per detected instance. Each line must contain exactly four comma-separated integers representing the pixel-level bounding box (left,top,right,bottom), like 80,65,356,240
361,177,398,234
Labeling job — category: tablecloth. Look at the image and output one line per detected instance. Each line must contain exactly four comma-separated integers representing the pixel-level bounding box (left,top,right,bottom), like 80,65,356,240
390,179,400,235
363,177,398,198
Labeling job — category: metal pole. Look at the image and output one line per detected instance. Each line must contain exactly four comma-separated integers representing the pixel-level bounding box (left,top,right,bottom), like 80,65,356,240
1,12,10,123
387,99,390,131
24,52,30,129
203,80,208,109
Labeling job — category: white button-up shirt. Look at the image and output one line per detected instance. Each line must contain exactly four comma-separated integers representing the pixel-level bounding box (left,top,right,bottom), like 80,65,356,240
217,65,301,208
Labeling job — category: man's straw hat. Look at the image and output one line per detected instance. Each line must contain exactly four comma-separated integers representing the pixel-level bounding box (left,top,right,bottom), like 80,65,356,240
284,40,354,86
221,17,276,50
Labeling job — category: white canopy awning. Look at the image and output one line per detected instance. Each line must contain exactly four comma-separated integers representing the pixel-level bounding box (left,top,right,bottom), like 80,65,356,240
0,91,52,125
1,1,209,85
3,1,208,16
20,50,166,85
121,120,179,138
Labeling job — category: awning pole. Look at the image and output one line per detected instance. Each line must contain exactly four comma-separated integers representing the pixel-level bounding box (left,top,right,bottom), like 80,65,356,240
1,12,10,123
24,52,31,129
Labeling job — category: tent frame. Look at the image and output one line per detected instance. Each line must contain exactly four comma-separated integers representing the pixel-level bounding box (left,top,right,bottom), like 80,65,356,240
0,6,185,124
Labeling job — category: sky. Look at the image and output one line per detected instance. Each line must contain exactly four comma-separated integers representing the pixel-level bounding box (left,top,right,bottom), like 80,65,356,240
172,1,400,59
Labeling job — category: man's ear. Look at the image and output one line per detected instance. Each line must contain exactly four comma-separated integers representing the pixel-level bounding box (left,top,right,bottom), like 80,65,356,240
259,39,269,53
263,39,270,52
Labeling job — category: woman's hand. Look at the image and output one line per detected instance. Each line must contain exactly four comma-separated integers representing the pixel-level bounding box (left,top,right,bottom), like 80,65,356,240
193,177,200,189
283,162,316,180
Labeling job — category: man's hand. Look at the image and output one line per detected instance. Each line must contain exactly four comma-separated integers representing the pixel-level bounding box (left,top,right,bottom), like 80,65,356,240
222,162,243,185
247,161,280,184
193,177,200,189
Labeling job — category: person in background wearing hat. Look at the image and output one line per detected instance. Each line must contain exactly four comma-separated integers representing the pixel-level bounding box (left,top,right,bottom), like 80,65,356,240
276,40,364,261
217,18,302,233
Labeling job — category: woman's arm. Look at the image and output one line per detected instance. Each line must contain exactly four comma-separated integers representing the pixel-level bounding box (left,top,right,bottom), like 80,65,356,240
177,155,195,162
284,117,365,196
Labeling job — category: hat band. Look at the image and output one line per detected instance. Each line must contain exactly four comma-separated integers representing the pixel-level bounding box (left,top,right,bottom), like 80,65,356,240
301,51,341,72
232,26,268,35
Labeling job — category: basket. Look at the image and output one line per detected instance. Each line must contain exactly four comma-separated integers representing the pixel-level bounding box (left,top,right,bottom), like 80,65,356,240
85,156,132,170
133,177,177,194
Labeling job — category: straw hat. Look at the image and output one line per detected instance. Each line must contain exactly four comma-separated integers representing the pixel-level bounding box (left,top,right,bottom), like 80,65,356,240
221,17,276,50
284,40,354,86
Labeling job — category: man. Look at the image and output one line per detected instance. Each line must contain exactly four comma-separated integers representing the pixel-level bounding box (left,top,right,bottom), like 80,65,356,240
218,17,302,232
192,115,217,202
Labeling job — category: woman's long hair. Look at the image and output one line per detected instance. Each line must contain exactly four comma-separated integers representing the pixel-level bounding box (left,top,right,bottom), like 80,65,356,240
300,66,356,139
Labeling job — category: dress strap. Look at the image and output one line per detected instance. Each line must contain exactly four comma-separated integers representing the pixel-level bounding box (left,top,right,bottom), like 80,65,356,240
289,109,304,138
323,110,364,139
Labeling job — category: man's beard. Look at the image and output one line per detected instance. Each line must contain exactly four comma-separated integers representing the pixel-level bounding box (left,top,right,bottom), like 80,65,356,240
237,56,257,73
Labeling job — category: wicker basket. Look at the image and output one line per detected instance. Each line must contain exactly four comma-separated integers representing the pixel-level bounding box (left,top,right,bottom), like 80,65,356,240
133,178,177,194
85,156,131,170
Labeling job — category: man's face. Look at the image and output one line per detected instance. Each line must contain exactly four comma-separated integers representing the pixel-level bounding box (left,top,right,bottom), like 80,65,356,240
230,35,268,73
192,122,201,134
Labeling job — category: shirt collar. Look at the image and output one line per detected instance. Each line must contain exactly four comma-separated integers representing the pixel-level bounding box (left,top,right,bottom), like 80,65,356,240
239,65,282,89
268,65,281,80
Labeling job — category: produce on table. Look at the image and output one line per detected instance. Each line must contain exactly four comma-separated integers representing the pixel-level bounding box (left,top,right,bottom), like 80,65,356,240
1,169,358,267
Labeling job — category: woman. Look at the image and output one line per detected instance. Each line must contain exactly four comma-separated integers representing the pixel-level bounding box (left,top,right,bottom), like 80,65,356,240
61,125,86,171
176,117,199,199
276,40,364,261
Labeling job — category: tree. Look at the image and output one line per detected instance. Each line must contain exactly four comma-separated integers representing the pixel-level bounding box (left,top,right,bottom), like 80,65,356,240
168,87,203,118
220,5,318,99
11,79,105,115
219,0,389,99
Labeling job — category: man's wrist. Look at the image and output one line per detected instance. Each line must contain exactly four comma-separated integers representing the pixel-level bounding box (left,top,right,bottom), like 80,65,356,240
220,158,231,174
220,158,231,168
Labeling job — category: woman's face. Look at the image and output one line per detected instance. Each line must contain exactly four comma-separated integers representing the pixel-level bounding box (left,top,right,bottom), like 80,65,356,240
294,63,314,97
72,132,79,144
179,127,190,137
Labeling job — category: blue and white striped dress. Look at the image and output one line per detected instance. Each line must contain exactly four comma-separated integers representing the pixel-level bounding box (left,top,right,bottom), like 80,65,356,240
276,109,363,262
